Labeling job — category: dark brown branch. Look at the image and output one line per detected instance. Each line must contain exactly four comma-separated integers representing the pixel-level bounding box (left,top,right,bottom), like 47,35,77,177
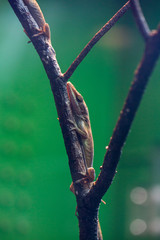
8,3,103,239
8,0,89,194
8,1,105,239
88,27,160,206
8,1,160,240
63,0,131,81
131,0,150,41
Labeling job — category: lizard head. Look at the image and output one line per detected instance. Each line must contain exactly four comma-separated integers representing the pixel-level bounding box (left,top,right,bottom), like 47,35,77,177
67,81,89,118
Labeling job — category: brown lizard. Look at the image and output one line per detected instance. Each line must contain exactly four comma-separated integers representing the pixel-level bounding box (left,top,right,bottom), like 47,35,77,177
67,81,95,190
23,0,51,42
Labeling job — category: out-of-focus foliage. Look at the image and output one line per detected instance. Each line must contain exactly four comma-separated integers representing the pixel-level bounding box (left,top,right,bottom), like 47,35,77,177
0,0,160,239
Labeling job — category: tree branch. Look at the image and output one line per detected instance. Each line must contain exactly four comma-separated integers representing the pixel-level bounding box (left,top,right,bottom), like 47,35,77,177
131,0,150,41
8,0,89,197
88,27,160,206
8,1,160,239
8,1,105,238
63,0,131,81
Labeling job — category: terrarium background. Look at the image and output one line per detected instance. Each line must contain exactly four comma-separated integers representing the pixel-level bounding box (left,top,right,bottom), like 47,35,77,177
0,0,160,239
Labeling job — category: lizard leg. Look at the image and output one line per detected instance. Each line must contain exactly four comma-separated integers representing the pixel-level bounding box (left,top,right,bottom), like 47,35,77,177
70,168,95,194
32,23,50,40
24,24,50,43
68,119,88,138
87,167,95,182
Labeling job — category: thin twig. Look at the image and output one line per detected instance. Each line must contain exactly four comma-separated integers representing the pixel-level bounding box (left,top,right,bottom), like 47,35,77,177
131,0,150,41
63,1,131,81
88,27,160,205
8,1,160,239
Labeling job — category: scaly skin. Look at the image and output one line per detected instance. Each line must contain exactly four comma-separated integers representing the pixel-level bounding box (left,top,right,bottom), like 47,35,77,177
23,0,51,42
67,82,103,240
67,82,95,184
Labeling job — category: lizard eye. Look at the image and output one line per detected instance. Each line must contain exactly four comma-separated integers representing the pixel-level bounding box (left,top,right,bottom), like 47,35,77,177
76,95,83,102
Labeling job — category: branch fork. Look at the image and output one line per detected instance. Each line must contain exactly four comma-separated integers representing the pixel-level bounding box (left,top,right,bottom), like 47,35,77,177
8,0,160,239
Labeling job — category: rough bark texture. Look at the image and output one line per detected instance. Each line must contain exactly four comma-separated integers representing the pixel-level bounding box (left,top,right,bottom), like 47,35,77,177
8,0,160,239
88,28,160,205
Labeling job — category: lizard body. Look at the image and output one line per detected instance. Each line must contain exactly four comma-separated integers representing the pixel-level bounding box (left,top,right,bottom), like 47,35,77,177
67,82,95,185
23,0,50,42
67,82,103,239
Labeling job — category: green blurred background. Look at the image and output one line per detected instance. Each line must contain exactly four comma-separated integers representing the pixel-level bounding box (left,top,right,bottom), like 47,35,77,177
0,0,160,239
